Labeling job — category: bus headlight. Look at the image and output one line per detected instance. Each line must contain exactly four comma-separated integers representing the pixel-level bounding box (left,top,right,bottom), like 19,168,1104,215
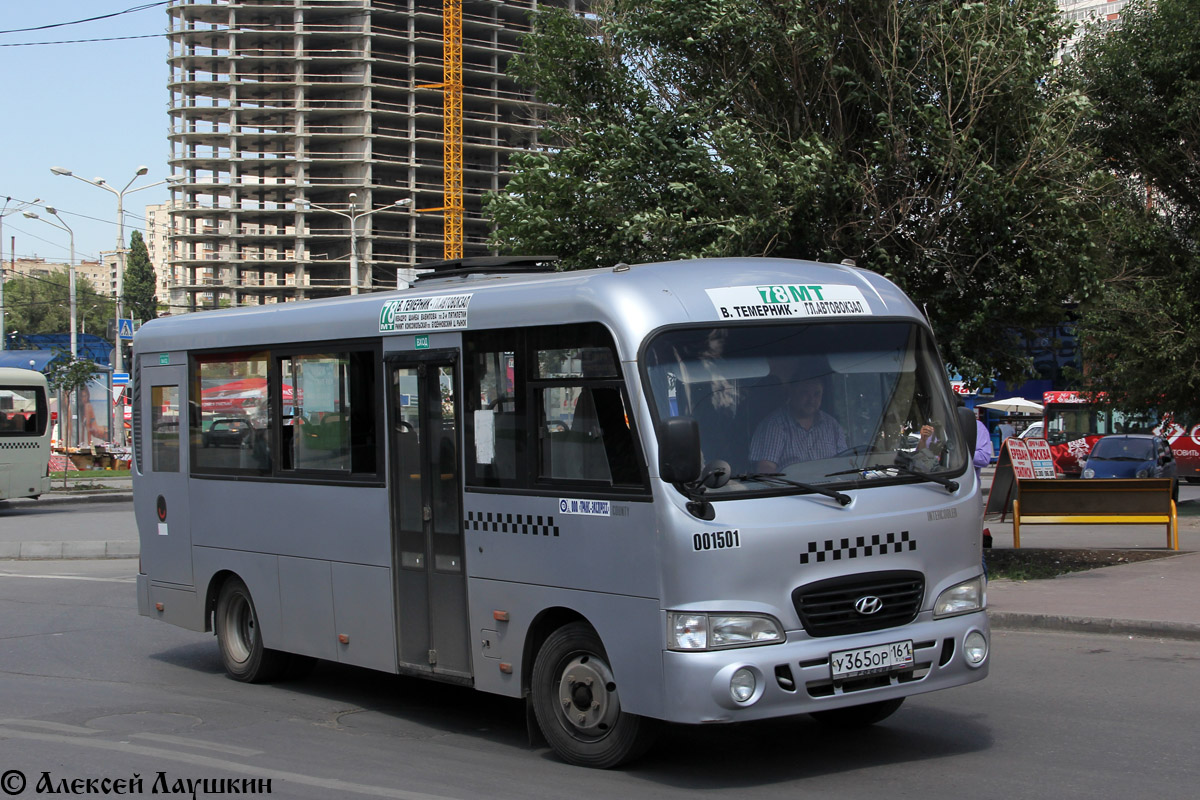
964,631,988,667
1082,468,1095,478
934,577,985,618
668,613,783,651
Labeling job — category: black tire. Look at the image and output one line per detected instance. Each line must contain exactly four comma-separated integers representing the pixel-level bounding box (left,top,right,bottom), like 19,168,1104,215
810,697,904,729
530,622,659,768
214,577,290,683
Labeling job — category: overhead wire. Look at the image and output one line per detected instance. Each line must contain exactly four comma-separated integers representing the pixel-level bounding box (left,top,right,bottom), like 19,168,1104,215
0,2,170,35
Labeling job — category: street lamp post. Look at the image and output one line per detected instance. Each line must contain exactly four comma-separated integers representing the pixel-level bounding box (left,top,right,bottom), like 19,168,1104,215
50,166,182,377
1,196,41,350
293,194,411,294
23,207,79,448
23,208,77,359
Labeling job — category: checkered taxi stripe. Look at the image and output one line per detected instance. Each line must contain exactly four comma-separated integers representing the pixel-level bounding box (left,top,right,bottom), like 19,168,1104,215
466,511,559,537
0,441,41,450
800,531,915,564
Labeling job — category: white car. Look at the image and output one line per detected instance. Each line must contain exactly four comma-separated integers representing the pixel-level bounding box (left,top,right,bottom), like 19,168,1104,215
1019,421,1044,439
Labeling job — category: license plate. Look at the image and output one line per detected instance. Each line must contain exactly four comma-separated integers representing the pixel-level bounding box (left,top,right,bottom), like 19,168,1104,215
830,640,914,680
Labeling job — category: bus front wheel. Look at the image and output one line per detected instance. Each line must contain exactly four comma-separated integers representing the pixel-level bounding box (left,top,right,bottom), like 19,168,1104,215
530,622,659,768
215,577,289,683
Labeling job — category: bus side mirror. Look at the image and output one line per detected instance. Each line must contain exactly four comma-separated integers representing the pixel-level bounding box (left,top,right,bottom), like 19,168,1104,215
958,406,978,454
659,417,702,484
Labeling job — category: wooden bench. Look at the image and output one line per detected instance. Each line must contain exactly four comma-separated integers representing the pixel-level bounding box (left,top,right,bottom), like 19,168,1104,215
1012,478,1178,550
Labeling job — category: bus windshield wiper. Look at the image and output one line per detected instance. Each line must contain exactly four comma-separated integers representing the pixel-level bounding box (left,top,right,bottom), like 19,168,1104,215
730,473,851,506
826,463,959,493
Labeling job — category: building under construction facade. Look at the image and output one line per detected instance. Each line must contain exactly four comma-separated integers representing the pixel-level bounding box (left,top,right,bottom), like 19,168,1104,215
166,0,584,309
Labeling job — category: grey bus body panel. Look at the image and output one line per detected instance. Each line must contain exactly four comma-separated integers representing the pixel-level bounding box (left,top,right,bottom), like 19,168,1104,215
133,257,988,728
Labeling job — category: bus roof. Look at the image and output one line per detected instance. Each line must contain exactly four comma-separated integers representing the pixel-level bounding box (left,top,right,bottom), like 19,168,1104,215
0,367,49,388
133,257,922,359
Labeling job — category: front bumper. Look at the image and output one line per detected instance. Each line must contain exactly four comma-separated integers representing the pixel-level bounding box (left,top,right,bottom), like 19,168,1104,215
660,611,989,724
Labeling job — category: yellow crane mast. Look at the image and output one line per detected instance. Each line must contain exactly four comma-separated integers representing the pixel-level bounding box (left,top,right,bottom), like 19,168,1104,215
443,0,463,260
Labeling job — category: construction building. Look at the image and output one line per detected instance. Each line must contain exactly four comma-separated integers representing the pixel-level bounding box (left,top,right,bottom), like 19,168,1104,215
166,0,584,310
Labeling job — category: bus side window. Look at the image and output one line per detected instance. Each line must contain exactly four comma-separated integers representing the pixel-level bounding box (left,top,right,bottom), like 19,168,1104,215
532,325,645,489
464,334,521,487
150,385,181,473
191,351,271,475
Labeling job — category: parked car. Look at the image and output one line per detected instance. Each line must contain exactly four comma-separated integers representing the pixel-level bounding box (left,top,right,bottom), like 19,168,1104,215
1082,434,1178,498
202,417,253,448
1019,421,1044,439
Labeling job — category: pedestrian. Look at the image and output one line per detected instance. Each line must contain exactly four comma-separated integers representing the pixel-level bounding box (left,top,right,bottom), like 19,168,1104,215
998,419,1015,449
975,408,995,549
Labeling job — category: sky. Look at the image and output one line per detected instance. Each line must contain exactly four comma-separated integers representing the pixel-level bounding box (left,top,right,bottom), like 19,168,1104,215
0,1,173,267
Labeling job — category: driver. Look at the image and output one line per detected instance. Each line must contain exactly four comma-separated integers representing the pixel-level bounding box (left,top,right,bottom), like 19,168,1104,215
749,375,848,471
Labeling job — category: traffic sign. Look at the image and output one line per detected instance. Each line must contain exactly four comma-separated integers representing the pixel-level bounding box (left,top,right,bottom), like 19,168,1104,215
112,373,130,385
117,319,135,340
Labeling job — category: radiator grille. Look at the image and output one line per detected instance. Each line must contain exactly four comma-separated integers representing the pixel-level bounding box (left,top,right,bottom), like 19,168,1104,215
792,570,924,637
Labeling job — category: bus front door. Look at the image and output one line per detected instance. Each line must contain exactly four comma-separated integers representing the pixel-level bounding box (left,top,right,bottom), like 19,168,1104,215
389,359,470,679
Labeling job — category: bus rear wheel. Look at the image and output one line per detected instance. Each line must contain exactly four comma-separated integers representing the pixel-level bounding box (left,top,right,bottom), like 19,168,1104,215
530,622,659,768
215,577,289,683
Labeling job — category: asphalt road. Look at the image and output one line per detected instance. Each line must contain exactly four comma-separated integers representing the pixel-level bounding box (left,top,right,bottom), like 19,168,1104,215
0,559,1197,799
0,499,135,543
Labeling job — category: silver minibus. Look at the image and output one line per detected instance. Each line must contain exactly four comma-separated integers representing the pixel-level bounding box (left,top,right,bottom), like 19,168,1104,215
133,256,989,768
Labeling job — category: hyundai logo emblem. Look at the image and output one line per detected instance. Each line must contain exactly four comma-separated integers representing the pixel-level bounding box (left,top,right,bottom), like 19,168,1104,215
854,595,884,615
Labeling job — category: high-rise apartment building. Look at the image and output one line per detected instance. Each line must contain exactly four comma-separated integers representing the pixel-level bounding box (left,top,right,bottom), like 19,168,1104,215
1058,0,1131,56
166,0,583,310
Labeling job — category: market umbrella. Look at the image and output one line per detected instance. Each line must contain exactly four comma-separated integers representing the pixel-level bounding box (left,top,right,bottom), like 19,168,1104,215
977,397,1044,414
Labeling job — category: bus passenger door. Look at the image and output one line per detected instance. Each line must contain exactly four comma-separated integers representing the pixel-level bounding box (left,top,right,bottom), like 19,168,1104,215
137,364,192,587
389,358,469,679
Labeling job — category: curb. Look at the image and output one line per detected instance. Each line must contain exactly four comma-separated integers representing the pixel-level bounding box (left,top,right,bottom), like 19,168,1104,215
0,540,139,561
988,611,1200,642
5,492,133,507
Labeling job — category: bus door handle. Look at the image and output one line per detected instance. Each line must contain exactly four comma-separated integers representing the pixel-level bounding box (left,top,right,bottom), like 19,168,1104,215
423,505,432,522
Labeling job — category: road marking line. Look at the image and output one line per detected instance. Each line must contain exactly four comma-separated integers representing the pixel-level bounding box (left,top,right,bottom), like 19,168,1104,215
130,732,263,757
0,719,97,735
0,572,135,584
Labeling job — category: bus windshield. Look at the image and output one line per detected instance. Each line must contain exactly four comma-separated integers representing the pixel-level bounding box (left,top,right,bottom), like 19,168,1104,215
643,321,966,494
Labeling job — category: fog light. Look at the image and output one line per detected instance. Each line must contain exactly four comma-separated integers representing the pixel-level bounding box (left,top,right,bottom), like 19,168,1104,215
730,668,756,703
964,631,988,667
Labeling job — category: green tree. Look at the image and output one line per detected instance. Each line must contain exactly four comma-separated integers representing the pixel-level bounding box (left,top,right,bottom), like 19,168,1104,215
2,272,115,340
1070,0,1200,417
123,229,157,322
487,0,1102,385
45,352,99,457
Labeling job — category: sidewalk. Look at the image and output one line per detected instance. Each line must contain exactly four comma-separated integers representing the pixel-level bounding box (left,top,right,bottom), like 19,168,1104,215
986,551,1200,641
4,471,1199,642
980,465,1200,641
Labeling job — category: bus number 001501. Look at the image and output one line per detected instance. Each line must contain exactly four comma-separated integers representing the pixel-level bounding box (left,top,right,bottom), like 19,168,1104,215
694,530,740,551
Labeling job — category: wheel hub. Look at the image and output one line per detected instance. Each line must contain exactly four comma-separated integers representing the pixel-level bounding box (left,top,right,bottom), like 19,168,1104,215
556,654,620,738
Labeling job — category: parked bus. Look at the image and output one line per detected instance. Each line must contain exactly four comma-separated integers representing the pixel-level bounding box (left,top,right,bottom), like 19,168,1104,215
0,367,52,501
1041,391,1197,479
133,256,990,768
